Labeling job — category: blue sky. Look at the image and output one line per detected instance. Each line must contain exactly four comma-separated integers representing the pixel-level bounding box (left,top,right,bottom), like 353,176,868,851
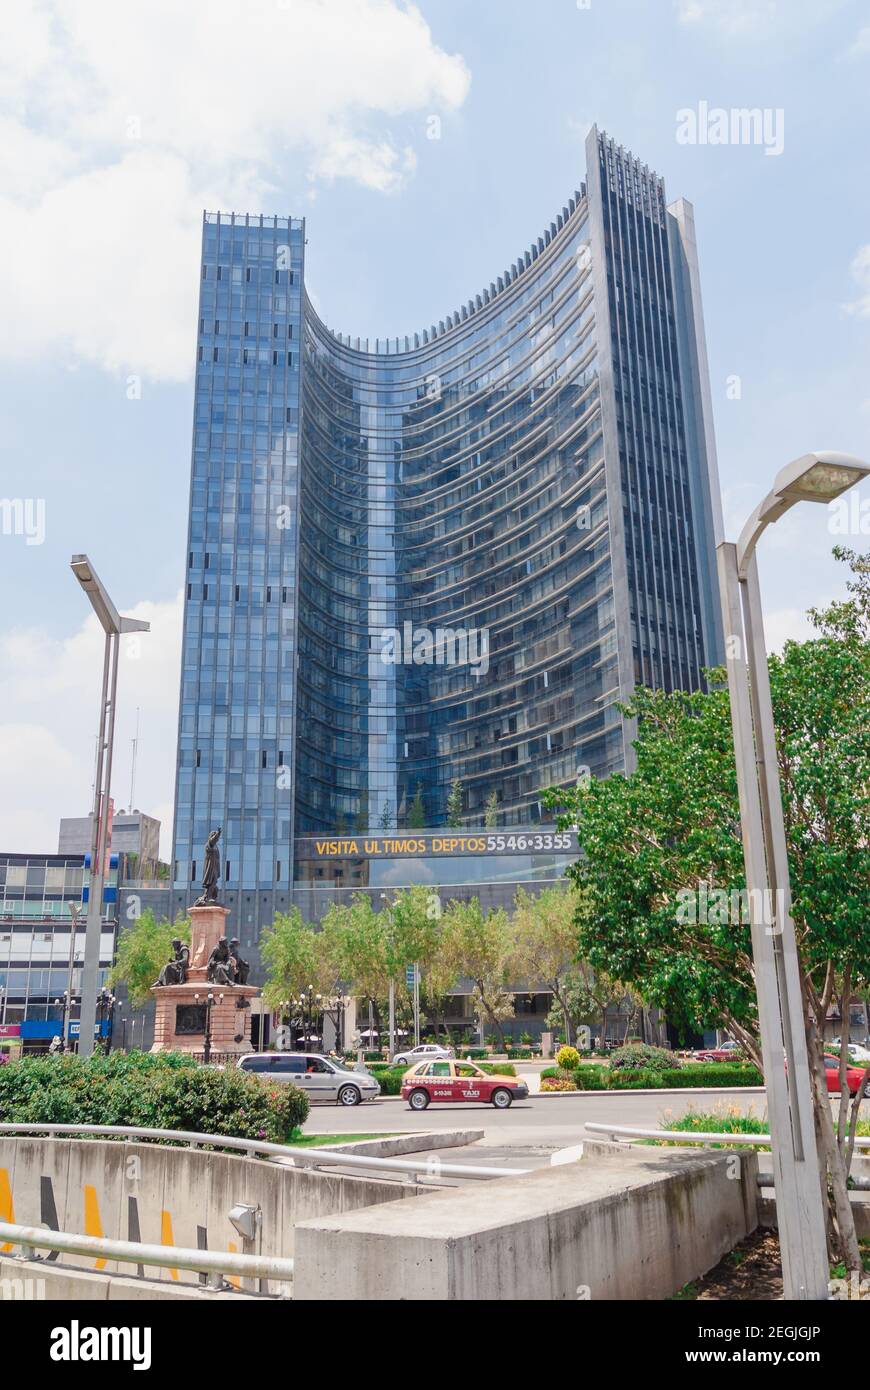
1,0,868,856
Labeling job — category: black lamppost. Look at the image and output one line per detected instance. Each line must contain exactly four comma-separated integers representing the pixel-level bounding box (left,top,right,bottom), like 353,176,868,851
96,988,116,1053
297,985,322,1050
325,984,348,1054
53,990,77,1051
194,989,224,1064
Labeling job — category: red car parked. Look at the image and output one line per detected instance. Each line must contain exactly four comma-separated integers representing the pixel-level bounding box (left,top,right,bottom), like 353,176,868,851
400,1059,529,1110
695,1041,742,1063
822,1054,870,1099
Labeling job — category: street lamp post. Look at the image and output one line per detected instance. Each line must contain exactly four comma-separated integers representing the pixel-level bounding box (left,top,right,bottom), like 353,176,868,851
96,988,116,1054
70,555,149,1059
324,984,347,1054
53,991,76,1051
717,451,869,1301
195,990,222,1065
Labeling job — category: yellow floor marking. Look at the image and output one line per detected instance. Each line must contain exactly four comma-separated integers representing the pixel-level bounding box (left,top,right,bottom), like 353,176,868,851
0,1168,15,1252
161,1210,179,1280
83,1184,107,1270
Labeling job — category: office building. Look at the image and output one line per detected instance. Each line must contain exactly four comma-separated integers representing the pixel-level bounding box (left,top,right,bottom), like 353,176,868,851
168,125,723,963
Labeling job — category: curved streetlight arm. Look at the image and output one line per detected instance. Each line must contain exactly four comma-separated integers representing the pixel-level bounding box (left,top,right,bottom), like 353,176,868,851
736,450,869,578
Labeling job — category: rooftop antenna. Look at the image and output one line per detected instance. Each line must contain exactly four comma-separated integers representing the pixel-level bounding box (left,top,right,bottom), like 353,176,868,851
128,707,140,812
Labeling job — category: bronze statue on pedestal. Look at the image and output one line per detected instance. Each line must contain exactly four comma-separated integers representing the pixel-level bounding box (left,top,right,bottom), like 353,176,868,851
194,827,222,907
229,938,250,985
154,939,189,988
206,936,235,986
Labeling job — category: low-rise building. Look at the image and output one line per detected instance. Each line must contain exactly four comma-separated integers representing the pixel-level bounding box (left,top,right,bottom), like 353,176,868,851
0,851,119,1049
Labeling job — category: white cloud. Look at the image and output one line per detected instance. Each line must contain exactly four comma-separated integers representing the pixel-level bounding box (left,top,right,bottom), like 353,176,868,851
0,0,470,382
310,138,418,194
675,0,843,39
0,592,183,860
849,25,870,56
761,607,817,652
844,244,870,318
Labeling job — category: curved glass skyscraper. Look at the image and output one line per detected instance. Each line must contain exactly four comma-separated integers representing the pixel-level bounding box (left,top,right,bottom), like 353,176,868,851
173,127,723,900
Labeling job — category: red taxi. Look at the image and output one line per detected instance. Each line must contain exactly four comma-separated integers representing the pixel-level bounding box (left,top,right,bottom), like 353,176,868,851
400,1059,529,1110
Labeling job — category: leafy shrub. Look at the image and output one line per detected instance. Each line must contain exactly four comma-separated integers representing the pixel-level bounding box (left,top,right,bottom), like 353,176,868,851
366,1066,406,1096
556,1045,581,1071
572,1065,607,1090
0,1052,308,1141
541,1077,577,1092
608,1044,680,1073
506,1047,533,1059
456,1048,488,1060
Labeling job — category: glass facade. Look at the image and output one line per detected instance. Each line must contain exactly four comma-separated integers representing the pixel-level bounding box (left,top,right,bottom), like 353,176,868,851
0,853,117,1025
173,127,722,905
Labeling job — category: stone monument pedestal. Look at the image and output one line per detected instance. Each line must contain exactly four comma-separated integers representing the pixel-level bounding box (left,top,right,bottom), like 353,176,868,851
150,904,258,1055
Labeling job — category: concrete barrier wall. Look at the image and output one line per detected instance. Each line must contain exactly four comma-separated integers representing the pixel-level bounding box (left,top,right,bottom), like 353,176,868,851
293,1147,760,1301
0,1138,422,1294
0,1254,260,1302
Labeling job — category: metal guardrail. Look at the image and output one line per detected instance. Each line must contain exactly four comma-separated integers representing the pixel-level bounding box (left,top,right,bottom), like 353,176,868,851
585,1121,870,1150
0,1122,526,1180
0,1219,293,1289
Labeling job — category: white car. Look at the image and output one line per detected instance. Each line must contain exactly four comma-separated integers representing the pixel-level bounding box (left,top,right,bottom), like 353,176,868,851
391,1042,455,1067
830,1039,870,1064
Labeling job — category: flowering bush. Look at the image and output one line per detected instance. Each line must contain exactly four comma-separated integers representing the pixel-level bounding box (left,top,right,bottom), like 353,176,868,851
555,1045,581,1071
607,1043,680,1074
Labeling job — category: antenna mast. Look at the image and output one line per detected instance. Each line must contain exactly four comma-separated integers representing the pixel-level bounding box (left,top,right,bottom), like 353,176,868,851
129,707,140,810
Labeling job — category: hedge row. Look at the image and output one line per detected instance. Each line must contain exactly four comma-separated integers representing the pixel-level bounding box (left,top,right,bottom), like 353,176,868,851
0,1052,309,1140
541,1063,762,1092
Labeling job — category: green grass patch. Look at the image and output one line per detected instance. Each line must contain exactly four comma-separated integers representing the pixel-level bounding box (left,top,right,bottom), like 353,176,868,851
286,1131,399,1147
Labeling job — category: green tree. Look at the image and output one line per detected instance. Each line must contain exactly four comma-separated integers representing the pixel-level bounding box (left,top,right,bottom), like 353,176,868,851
543,549,870,1269
446,778,463,827
109,909,191,1008
441,898,514,1050
320,894,390,1033
484,789,499,828
260,907,327,1011
408,782,426,829
379,802,392,831
511,885,593,1045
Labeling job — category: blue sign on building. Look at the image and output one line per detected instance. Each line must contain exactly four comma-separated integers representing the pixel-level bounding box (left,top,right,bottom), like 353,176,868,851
20,1020,109,1039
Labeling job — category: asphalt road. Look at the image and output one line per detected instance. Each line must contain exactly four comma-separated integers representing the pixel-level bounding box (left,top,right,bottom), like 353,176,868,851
300,1086,777,1147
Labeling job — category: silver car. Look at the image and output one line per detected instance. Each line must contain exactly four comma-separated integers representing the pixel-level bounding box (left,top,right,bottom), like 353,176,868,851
390,1042,455,1067
237,1052,380,1106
